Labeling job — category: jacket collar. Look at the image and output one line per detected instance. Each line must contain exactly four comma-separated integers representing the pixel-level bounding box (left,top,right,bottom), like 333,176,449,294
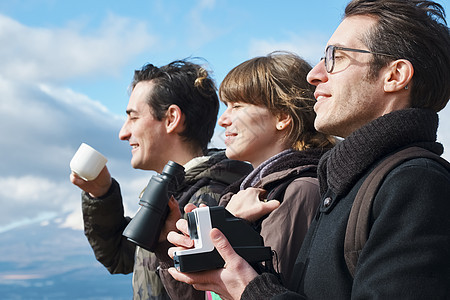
184,149,252,184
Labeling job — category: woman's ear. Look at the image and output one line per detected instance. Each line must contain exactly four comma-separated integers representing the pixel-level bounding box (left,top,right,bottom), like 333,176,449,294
383,59,414,93
165,104,184,134
276,112,292,131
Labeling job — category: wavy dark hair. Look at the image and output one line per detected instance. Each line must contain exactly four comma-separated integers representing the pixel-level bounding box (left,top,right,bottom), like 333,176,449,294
345,0,450,112
131,59,219,153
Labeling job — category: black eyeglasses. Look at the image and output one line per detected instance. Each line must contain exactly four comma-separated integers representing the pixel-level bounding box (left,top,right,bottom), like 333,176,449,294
321,45,396,73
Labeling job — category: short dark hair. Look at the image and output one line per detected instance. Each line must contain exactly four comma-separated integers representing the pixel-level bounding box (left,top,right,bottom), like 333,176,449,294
131,59,219,153
345,0,450,112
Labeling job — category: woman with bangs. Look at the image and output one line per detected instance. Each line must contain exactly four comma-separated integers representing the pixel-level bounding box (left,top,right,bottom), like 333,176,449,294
214,51,336,285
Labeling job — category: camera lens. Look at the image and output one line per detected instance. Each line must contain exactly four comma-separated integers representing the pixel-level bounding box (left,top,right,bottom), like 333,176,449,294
187,212,198,240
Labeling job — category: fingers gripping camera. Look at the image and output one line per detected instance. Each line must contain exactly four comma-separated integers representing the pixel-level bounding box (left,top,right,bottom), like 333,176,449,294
176,206,215,256
173,206,273,273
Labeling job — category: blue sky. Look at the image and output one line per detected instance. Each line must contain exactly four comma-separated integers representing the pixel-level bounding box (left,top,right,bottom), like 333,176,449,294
0,0,449,234
0,0,348,116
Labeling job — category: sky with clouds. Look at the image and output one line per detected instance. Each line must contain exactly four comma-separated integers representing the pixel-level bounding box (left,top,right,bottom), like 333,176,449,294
0,0,449,234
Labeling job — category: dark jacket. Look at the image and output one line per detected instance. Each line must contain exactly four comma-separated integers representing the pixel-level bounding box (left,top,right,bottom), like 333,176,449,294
82,149,252,300
242,109,450,299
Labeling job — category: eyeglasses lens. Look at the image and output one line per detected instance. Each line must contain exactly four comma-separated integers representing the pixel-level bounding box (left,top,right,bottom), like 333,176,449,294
325,46,334,73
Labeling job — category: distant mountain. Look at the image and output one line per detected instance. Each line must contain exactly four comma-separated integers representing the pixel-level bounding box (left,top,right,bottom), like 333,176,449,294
0,216,133,299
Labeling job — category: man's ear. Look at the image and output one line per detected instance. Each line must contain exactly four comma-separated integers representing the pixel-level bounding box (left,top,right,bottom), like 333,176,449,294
276,112,292,131
165,104,184,134
383,59,414,93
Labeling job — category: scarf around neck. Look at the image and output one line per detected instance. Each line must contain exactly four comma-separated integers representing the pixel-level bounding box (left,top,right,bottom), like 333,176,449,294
240,148,326,190
318,108,443,197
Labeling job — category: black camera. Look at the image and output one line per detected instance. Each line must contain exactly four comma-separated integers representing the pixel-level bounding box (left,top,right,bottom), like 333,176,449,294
173,206,273,273
123,160,185,252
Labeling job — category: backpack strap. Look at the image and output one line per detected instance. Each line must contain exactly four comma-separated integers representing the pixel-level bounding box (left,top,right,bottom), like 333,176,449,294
344,146,450,277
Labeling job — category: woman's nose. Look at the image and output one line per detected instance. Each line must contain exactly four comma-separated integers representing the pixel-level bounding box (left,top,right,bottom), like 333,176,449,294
218,108,231,128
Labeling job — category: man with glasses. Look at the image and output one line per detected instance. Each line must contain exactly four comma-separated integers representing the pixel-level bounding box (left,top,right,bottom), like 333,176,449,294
166,0,450,298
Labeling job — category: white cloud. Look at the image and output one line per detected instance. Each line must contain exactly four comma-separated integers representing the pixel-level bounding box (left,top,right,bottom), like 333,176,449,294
0,77,145,231
199,0,216,9
0,13,157,82
0,171,149,232
0,76,122,175
0,175,71,231
186,0,224,48
116,175,151,218
59,173,148,231
1,176,67,203
60,209,84,231
0,12,164,233
38,83,114,120
248,32,328,65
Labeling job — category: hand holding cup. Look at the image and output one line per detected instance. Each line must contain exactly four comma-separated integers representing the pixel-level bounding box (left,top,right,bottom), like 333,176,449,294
70,143,108,181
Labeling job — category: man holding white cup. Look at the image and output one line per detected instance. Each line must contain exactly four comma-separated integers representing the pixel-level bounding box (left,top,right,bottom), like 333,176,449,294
70,59,252,300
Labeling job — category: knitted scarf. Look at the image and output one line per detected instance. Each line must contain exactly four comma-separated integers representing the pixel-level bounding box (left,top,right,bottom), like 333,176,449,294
222,148,328,196
318,108,443,197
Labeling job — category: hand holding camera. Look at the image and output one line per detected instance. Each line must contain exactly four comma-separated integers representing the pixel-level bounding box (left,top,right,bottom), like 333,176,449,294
168,223,259,300
171,205,273,273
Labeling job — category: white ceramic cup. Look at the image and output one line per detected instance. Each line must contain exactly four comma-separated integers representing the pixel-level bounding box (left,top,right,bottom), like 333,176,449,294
70,143,108,181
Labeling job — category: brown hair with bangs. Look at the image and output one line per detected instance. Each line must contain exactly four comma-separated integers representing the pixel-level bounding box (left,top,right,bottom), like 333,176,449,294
219,51,335,151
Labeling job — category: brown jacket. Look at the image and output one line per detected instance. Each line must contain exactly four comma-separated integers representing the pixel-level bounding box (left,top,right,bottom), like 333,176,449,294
220,164,320,284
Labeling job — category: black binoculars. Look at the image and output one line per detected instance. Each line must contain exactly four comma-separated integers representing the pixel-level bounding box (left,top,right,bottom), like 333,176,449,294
123,160,185,252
